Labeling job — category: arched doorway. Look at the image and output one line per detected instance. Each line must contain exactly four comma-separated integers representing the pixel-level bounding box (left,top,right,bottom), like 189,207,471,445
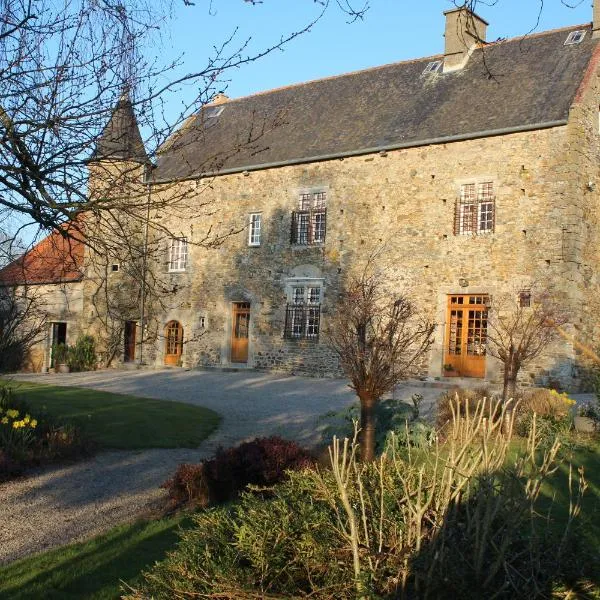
164,320,183,366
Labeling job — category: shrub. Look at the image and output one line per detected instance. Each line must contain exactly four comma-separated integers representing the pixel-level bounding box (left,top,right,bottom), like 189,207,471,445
436,386,501,429
320,394,432,454
514,388,575,446
51,342,69,365
129,401,588,599
161,436,314,509
68,335,97,372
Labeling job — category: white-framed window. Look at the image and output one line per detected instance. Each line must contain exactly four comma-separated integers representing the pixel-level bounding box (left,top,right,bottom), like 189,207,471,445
455,181,495,235
168,237,188,272
248,213,262,246
422,60,442,75
564,30,585,46
291,190,327,245
284,282,322,339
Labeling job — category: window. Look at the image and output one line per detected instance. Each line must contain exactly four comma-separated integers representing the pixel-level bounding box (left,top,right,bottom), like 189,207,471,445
519,290,531,308
422,60,442,75
248,213,262,246
203,105,225,119
454,182,495,235
168,237,188,272
284,284,321,339
564,30,585,46
111,263,120,272
291,190,327,245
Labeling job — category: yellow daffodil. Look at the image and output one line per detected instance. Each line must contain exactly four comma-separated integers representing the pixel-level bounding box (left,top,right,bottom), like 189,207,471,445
6,409,19,418
23,414,31,424
30,419,37,429
1,417,8,424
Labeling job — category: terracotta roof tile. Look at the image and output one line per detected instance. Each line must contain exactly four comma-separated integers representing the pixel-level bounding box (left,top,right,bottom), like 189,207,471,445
0,228,84,285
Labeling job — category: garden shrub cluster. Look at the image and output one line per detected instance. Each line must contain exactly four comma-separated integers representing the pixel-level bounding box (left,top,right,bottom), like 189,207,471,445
129,400,590,599
321,394,437,454
161,436,314,509
514,388,576,446
0,385,88,481
436,385,502,429
52,335,97,372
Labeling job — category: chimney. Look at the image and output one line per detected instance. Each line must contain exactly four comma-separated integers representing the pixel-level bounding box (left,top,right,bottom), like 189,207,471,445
211,92,230,105
594,0,600,38
443,8,488,72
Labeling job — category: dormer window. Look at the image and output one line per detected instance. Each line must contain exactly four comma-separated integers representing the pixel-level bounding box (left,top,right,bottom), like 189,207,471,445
422,60,442,75
564,30,585,45
203,105,225,119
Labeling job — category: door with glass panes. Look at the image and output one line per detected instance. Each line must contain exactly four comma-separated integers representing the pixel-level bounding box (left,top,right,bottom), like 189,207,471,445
231,302,250,363
444,295,488,378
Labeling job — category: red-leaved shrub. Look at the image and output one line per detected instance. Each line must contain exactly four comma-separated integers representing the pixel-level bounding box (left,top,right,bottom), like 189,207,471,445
162,436,314,509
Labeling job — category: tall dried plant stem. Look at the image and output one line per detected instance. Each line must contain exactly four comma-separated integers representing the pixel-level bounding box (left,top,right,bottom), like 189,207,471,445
329,432,367,598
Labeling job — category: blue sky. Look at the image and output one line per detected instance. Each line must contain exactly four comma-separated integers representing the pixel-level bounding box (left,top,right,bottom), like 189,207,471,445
157,0,591,115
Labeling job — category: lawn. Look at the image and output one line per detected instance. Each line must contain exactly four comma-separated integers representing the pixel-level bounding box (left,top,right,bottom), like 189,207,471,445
539,439,600,580
0,514,193,600
0,379,220,449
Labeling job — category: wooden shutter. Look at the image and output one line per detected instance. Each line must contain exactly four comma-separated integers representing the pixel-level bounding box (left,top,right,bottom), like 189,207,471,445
290,212,298,244
453,199,461,235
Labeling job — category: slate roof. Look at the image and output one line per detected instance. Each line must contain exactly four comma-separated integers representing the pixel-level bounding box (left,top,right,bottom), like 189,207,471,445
92,94,148,163
0,228,84,286
153,24,597,181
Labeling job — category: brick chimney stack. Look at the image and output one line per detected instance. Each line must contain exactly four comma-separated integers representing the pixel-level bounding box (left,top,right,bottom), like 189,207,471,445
593,0,600,38
443,7,488,72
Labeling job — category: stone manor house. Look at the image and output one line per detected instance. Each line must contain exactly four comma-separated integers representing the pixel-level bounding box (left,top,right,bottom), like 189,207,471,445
3,5,600,389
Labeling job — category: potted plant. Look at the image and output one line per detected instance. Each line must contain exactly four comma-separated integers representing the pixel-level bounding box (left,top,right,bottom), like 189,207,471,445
52,343,70,374
574,402,599,433
443,363,457,376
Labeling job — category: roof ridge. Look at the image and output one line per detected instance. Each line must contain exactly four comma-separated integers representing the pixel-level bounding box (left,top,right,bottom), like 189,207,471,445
204,23,591,108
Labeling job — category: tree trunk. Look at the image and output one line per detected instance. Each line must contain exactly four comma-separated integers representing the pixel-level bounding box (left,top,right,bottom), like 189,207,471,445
502,355,518,403
359,395,377,463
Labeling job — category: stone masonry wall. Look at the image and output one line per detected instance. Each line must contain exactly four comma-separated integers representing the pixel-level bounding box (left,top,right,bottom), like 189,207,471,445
563,44,600,390
139,119,585,387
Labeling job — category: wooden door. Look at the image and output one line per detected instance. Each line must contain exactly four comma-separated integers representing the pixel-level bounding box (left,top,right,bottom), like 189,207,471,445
444,295,488,378
164,320,183,366
124,321,136,363
231,302,250,363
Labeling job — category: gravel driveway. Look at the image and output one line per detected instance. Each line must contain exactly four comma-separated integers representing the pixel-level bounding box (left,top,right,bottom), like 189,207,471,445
2,368,444,564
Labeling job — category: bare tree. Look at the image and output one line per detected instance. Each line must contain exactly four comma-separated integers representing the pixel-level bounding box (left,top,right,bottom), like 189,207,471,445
486,288,567,402
0,0,370,251
0,285,46,372
328,268,435,462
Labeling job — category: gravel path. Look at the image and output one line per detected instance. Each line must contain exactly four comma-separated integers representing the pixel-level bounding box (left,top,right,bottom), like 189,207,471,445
0,368,451,564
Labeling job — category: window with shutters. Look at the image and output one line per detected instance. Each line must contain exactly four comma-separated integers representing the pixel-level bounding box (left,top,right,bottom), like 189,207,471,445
454,182,495,235
283,283,321,339
291,190,327,245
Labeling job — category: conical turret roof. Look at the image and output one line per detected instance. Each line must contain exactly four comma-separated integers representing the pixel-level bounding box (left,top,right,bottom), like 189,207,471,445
91,92,148,163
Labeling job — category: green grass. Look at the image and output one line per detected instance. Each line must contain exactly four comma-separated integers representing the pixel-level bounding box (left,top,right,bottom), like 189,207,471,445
538,439,600,571
0,514,193,600
0,379,220,449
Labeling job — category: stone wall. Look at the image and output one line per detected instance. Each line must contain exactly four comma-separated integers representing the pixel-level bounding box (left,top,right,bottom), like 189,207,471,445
134,118,588,387
23,282,85,372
